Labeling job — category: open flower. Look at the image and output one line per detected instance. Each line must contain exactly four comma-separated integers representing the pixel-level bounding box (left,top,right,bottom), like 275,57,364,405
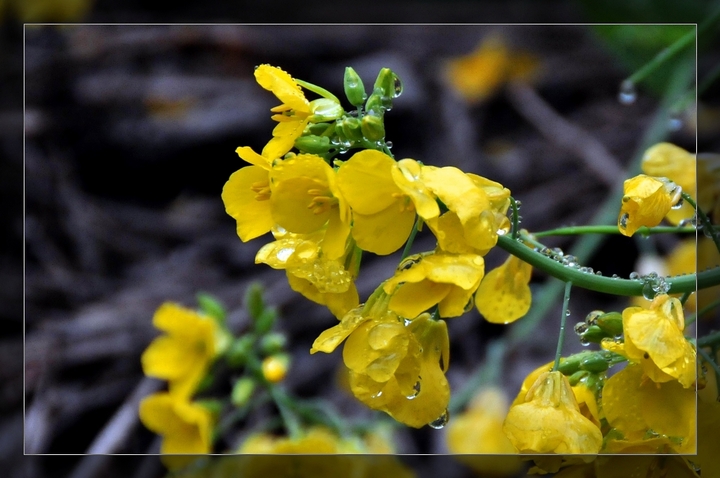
641,142,696,226
503,371,603,454
383,252,485,318
475,253,532,324
141,302,220,399
139,392,214,455
311,290,450,428
601,363,696,453
602,294,695,388
336,150,416,255
618,174,681,236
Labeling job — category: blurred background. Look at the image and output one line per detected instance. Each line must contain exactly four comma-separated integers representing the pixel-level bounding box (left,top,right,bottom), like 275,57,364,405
4,1,720,477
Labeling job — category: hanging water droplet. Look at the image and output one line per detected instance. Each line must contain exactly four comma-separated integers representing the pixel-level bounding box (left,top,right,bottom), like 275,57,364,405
392,74,403,98
428,409,449,429
580,338,590,346
642,281,655,300
515,200,522,208
385,141,393,149
565,309,571,317
585,310,604,325
574,322,589,334
668,113,683,132
618,79,637,105
406,381,421,399
619,213,629,229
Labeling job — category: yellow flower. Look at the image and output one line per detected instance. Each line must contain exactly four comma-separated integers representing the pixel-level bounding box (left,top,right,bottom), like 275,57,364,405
261,355,289,383
221,147,275,242
475,254,532,324
618,174,680,236
139,392,214,455
311,292,450,428
665,237,720,317
444,33,541,104
446,387,523,476
603,294,695,388
601,363,696,453
141,302,220,399
269,153,351,259
503,371,603,454
383,252,485,318
641,142,696,226
336,150,416,255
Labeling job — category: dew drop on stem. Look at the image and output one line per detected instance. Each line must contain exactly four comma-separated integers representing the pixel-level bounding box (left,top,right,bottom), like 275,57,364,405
618,79,637,105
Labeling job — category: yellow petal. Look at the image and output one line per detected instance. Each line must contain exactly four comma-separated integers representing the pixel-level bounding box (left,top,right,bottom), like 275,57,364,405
337,150,400,215
350,207,415,256
221,165,274,241
389,281,452,318
475,254,532,324
310,305,367,354
391,159,439,220
254,64,309,112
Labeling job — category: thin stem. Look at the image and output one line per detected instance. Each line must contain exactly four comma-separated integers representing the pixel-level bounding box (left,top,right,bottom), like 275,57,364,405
510,196,520,240
553,282,573,372
678,291,692,306
268,385,302,439
623,26,696,88
698,330,720,348
686,297,720,327
399,216,423,262
496,233,718,296
682,192,720,253
698,347,720,389
533,225,697,237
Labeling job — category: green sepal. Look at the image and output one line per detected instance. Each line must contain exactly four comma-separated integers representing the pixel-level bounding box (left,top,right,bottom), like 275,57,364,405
196,292,226,325
244,282,265,321
361,112,385,141
581,325,607,343
227,334,256,368
231,377,256,407
567,370,589,386
344,66,367,107
579,354,610,372
254,307,277,335
295,135,332,154
309,98,344,122
260,332,288,355
596,312,624,337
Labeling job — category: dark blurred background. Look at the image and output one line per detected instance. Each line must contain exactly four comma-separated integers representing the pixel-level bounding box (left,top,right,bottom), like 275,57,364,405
4,1,720,477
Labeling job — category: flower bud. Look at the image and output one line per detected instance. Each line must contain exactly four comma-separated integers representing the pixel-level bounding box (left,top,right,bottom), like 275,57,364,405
361,112,385,141
373,67,396,103
365,93,386,113
231,377,256,407
309,98,344,122
344,66,367,107
294,135,332,154
254,307,277,334
339,116,363,142
227,335,255,367
260,332,287,355
596,312,623,337
579,353,609,373
557,356,582,375
262,354,290,383
579,325,606,343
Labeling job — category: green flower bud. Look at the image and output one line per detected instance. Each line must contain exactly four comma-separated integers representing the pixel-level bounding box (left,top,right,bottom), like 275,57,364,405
580,325,607,343
196,292,226,324
231,377,256,407
344,67,367,107
579,354,609,373
254,307,277,335
567,370,589,386
364,92,386,113
557,356,582,375
361,112,385,141
596,312,623,338
306,122,334,136
227,334,255,367
260,332,288,355
309,98,344,122
340,117,363,142
294,135,332,154
244,282,265,321
373,68,396,102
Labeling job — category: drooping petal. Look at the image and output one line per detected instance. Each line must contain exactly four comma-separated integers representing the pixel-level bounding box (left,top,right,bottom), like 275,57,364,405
351,206,415,256
475,254,532,324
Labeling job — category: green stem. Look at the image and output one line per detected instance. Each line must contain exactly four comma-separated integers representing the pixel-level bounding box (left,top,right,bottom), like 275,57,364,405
552,282,572,372
510,196,520,240
448,339,505,414
686,297,720,327
534,225,697,237
678,291,692,306
496,233,719,295
698,347,720,389
268,385,302,439
698,331,720,348
399,216,423,262
623,26,696,88
682,192,720,253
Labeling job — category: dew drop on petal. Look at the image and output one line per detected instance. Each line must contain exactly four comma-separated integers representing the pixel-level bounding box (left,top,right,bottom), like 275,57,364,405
619,213,629,229
428,409,449,429
406,381,421,400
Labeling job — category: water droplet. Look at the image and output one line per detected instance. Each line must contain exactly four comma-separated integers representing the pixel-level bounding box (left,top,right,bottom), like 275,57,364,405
551,247,564,258
574,322,589,334
385,141,393,149
428,409,449,429
618,80,637,105
629,272,641,280
642,282,655,300
496,228,507,236
668,113,683,132
595,270,602,275
612,274,619,279
406,381,421,399
392,74,403,98
580,338,590,346
619,213,629,229
463,296,475,313
515,200,522,208
566,309,571,317
585,310,604,325
403,317,412,326
371,390,383,399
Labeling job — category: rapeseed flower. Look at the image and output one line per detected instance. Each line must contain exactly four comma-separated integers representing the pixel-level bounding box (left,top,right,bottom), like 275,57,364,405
602,294,695,388
444,34,541,104
311,291,450,428
446,387,523,475
336,150,416,255
139,392,214,455
601,363,696,454
141,302,222,399
503,371,603,454
641,142,696,226
475,254,532,324
383,252,485,318
618,174,680,236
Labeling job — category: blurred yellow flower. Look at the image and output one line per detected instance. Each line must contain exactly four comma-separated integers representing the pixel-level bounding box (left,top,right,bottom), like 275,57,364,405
139,392,214,456
641,142,696,226
383,252,485,318
664,237,720,317
446,387,523,476
444,34,541,104
8,0,93,22
503,371,602,454
618,174,680,236
261,355,289,383
141,302,220,399
475,254,532,324
601,363,696,453
336,150,416,255
603,294,695,388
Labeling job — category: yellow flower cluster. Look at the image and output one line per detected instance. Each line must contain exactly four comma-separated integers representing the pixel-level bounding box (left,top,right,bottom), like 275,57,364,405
139,302,224,457
221,64,535,427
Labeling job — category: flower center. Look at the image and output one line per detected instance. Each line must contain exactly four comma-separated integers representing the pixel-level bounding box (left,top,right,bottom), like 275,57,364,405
251,180,271,201
307,188,338,215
